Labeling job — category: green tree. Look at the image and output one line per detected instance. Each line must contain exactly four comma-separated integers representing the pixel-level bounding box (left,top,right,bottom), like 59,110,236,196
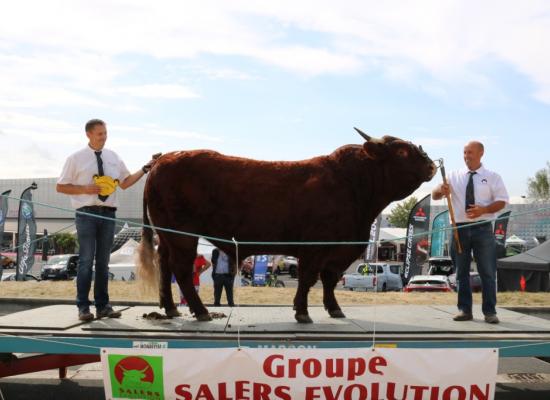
527,162,550,202
387,197,418,228
52,232,78,254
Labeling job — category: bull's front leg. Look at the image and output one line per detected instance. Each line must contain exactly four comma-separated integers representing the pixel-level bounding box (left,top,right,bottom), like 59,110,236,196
320,268,345,318
159,261,180,318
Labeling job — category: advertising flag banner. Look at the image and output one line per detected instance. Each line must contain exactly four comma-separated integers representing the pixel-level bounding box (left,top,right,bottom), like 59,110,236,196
430,210,450,257
364,214,382,262
494,211,512,259
253,255,269,286
16,184,37,280
402,194,431,283
101,347,498,400
0,190,11,249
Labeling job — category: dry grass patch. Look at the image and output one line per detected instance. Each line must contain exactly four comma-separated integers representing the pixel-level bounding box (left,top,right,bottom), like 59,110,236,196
1,281,549,307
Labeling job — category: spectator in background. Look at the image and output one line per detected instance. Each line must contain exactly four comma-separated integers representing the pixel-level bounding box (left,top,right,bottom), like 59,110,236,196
178,254,211,307
211,248,236,307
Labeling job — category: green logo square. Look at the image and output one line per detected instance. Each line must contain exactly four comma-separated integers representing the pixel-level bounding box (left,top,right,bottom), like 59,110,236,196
108,354,164,399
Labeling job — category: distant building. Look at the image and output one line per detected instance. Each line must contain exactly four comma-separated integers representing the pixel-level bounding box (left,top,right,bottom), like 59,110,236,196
0,177,145,251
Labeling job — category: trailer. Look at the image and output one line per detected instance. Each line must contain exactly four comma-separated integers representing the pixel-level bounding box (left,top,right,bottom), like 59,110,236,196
2,301,550,379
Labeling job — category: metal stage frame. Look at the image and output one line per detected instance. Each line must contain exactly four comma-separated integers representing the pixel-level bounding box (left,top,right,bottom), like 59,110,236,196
2,304,550,378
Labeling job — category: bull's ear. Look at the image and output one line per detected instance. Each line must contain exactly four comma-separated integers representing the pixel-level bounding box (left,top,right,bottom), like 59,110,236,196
363,141,388,160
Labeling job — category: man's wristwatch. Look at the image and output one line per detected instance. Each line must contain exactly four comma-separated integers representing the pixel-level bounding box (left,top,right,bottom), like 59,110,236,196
142,165,150,174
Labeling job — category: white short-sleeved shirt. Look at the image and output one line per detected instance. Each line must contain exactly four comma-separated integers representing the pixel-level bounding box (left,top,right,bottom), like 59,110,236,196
57,146,130,209
447,164,509,223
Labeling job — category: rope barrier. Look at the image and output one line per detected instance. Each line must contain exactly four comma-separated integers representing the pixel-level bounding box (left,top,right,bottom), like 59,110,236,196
2,193,550,247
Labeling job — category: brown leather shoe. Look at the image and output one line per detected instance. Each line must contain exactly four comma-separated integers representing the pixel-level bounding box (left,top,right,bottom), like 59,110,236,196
453,311,473,321
96,306,121,319
78,309,94,322
484,314,499,324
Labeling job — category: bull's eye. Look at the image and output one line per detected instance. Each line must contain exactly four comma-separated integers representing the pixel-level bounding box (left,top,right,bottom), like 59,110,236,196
397,148,408,158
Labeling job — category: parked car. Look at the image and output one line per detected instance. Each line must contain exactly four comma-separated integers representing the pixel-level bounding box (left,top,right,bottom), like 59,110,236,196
0,254,15,269
342,262,403,292
427,256,454,276
448,271,482,292
403,275,453,292
1,272,41,281
40,254,79,280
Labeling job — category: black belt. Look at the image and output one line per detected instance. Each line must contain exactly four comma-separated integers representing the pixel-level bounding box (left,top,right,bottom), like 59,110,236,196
77,205,117,213
456,220,489,226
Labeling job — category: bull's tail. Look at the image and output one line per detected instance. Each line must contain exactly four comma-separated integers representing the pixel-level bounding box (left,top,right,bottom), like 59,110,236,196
136,195,160,296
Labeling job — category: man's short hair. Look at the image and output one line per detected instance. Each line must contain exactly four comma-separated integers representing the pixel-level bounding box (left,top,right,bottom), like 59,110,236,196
85,119,106,133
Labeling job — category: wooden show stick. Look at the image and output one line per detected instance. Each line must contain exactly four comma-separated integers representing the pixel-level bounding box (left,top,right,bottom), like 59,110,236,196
439,160,463,254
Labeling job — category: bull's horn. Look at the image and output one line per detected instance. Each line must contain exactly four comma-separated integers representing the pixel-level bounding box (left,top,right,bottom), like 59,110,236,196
354,127,371,141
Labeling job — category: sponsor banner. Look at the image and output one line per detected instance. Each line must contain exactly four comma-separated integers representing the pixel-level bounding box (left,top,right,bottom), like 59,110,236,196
494,211,511,258
403,195,431,283
364,214,382,262
0,190,11,248
101,347,498,400
430,210,450,257
16,184,37,280
253,255,269,286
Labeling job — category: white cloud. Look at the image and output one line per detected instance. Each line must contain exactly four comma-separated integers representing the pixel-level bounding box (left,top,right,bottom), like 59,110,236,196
2,1,550,104
115,84,199,99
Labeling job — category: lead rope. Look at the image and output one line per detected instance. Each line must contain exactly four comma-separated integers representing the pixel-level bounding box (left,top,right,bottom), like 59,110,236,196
232,237,241,350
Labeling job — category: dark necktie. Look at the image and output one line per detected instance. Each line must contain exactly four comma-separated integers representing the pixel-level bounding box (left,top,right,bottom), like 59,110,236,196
465,171,476,211
95,151,108,202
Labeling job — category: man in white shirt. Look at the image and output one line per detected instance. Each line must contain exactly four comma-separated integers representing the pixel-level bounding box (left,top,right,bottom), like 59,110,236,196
432,141,508,324
57,119,157,321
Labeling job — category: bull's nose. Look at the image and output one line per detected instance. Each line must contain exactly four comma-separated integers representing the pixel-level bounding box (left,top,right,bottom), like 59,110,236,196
429,162,437,179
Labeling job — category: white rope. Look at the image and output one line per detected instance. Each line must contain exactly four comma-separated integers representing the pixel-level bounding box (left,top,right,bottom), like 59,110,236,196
232,237,241,350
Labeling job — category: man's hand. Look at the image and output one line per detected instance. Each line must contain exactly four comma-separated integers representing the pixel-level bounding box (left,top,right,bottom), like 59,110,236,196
142,153,161,174
432,182,451,200
466,204,486,219
83,184,101,195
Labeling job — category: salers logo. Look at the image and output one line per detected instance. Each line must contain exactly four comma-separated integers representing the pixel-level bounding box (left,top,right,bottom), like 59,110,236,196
108,355,164,400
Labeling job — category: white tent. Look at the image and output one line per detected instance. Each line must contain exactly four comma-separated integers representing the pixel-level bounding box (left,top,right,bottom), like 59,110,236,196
506,234,526,246
379,228,407,242
108,239,139,280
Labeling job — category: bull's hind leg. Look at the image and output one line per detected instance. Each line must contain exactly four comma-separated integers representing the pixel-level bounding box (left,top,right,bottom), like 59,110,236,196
293,261,319,323
158,244,180,317
320,268,346,318
172,245,211,321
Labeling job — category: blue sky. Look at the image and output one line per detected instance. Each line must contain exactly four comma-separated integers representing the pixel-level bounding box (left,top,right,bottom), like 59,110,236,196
1,1,550,208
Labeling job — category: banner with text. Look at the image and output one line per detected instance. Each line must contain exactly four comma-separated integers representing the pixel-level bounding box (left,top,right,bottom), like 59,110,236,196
101,347,498,400
430,210,450,257
0,190,11,250
16,185,37,280
364,214,382,262
403,194,431,283
494,211,512,259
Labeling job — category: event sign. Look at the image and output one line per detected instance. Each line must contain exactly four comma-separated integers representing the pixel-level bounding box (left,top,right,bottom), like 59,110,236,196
402,194,431,283
101,347,498,400
364,214,382,262
16,183,37,280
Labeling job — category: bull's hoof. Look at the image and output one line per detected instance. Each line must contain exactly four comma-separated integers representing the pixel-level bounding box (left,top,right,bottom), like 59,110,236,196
196,313,213,322
165,308,181,318
329,309,346,318
295,313,313,324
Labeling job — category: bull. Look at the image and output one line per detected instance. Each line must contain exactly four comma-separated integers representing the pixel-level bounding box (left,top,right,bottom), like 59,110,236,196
138,129,436,323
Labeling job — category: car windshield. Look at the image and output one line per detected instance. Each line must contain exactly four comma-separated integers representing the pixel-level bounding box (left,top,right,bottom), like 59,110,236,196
46,255,71,265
